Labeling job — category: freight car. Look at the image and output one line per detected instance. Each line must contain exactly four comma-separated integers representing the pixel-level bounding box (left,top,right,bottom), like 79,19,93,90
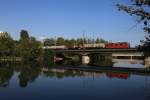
43,45,67,49
83,43,105,49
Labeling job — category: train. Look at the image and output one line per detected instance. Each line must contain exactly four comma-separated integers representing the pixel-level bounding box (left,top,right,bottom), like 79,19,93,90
105,42,130,49
43,42,130,50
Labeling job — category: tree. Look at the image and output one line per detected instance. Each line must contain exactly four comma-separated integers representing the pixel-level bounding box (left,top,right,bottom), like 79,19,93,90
76,38,84,46
116,0,150,56
87,38,92,44
95,38,101,43
0,32,14,57
19,30,42,63
70,39,76,47
56,37,65,45
20,30,29,41
64,39,76,48
27,37,42,61
13,40,21,57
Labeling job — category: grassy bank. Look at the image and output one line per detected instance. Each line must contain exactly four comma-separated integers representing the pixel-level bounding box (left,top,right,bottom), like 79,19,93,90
0,57,21,62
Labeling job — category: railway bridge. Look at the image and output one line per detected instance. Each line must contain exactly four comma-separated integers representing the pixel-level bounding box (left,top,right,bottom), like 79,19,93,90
50,48,143,57
51,48,141,53
46,48,144,64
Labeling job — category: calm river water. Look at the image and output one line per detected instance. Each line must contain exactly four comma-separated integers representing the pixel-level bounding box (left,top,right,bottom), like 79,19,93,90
0,58,150,100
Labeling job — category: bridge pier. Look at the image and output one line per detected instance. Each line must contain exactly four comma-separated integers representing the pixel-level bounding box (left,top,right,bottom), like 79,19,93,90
131,56,133,61
145,57,150,68
82,56,90,64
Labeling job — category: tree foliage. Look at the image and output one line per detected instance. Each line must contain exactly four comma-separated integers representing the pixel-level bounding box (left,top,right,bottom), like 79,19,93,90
20,30,29,41
117,0,150,56
0,32,14,56
0,29,108,64
19,30,42,63
43,37,108,47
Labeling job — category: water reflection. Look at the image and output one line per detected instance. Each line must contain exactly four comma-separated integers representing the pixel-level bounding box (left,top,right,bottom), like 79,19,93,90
42,67,131,80
0,53,149,88
0,63,150,88
18,64,41,88
0,64,13,88
0,53,150,100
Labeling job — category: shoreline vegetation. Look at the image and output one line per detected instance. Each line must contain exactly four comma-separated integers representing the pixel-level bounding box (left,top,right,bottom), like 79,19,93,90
0,30,108,64
0,29,149,65
0,57,21,61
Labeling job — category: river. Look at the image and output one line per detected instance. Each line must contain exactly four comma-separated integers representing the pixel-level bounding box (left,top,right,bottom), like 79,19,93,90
0,56,150,100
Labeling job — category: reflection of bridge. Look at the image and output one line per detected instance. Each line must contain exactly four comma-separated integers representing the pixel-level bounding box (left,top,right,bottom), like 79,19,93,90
42,66,150,78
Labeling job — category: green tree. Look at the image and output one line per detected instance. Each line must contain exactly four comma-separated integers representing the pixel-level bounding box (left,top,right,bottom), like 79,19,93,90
70,39,76,47
56,37,65,45
28,37,42,61
117,0,150,56
13,40,21,57
0,32,14,57
87,38,92,44
19,30,42,63
95,38,100,43
76,38,84,46
20,30,29,41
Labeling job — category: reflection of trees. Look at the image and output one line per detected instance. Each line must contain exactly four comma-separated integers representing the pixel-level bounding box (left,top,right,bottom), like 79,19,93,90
43,69,83,79
0,64,13,88
89,53,114,67
18,63,41,88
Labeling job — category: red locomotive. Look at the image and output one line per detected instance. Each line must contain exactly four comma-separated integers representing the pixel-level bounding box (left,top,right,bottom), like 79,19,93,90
105,42,130,49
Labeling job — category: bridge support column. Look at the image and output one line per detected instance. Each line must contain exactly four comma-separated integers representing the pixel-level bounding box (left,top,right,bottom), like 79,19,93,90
82,56,90,64
131,56,133,61
145,57,150,68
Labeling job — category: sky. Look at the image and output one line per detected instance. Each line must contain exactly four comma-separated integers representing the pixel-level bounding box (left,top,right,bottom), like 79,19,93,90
0,0,145,46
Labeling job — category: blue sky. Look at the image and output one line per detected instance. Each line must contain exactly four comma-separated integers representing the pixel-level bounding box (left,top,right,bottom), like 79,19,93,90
0,0,145,46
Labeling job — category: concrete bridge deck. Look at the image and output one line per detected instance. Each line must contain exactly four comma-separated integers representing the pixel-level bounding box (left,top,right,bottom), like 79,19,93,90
52,48,139,53
112,52,144,58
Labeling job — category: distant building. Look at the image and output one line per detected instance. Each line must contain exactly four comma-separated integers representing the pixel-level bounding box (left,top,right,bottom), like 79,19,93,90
0,31,9,37
0,31,6,37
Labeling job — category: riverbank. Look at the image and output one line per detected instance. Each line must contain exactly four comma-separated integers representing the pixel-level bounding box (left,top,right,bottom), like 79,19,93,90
0,57,21,62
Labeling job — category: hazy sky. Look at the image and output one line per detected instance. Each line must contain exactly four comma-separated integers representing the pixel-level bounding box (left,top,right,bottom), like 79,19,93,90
0,0,145,46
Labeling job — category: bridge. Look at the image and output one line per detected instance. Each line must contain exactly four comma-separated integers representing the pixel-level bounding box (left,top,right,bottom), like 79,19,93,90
46,48,144,64
51,48,139,53
51,48,143,57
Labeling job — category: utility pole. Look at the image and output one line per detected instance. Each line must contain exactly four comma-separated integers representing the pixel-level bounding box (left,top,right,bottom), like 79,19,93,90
54,36,57,47
93,32,95,47
83,31,85,49
54,36,57,64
